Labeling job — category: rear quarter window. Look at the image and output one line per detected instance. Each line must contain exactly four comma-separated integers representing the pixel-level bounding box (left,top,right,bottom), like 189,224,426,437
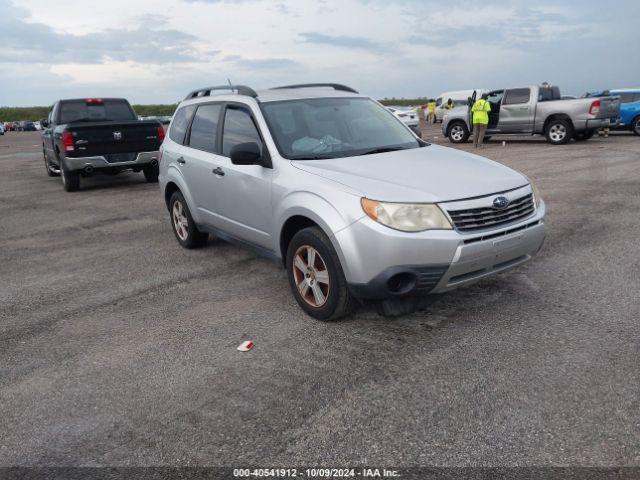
169,105,196,145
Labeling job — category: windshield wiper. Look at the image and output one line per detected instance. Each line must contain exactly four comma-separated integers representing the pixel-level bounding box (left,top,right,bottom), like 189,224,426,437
290,155,333,160
356,146,408,156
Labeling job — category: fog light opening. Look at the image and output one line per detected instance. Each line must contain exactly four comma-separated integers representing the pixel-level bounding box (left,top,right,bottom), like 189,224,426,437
387,272,417,295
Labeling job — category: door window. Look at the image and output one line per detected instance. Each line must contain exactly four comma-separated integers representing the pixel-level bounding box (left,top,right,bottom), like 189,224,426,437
618,93,637,104
168,105,196,145
188,104,222,153
503,88,531,105
222,108,263,157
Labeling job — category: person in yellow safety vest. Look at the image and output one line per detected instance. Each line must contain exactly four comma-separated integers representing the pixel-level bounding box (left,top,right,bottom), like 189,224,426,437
444,98,455,110
427,99,437,124
471,93,491,148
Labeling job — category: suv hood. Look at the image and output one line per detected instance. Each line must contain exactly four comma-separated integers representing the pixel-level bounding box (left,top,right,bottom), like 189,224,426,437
291,144,528,203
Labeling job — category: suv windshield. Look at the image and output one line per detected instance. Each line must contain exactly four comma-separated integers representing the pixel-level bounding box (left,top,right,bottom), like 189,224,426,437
59,99,136,124
261,97,422,160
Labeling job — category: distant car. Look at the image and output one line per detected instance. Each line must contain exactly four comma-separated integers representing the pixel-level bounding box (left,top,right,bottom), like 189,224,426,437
33,121,42,130
386,106,420,134
22,121,37,132
0,123,4,135
3,122,12,131
585,89,640,135
159,116,172,125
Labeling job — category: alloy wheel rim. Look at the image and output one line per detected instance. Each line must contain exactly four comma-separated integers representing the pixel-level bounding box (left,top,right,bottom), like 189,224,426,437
451,126,464,141
292,245,330,307
172,201,189,241
634,119,640,134
549,124,566,141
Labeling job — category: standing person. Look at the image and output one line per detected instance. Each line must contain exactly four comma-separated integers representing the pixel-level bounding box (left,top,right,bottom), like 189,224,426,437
471,93,491,148
427,99,437,124
445,98,455,110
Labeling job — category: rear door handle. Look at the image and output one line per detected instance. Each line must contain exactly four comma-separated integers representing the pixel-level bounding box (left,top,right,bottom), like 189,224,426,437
212,167,225,176
177,157,186,165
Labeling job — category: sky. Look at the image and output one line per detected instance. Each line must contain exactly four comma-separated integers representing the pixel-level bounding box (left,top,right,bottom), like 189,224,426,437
1,0,638,106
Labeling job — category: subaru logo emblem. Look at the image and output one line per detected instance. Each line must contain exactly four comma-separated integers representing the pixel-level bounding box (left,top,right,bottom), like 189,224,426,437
113,131,122,140
493,196,510,210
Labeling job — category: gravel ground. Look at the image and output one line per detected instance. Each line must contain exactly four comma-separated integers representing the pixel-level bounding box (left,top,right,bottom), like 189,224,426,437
1,127,639,468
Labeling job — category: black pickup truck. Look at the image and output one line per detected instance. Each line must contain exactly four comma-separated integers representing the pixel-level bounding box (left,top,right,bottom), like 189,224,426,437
42,98,164,191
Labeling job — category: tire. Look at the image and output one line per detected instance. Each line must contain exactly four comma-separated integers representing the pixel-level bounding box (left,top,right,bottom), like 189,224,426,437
632,116,640,136
43,147,60,177
286,226,355,321
60,161,80,192
143,163,159,183
447,121,470,144
545,119,573,145
169,191,208,249
573,130,595,141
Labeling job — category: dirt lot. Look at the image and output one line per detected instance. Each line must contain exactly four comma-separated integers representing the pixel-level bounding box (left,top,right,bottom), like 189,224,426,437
1,127,639,467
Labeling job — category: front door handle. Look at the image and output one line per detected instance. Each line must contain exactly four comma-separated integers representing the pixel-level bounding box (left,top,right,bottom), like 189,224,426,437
212,167,225,176
177,157,186,165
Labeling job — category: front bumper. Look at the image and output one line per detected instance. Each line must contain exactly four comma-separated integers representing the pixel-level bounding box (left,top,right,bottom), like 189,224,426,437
339,201,546,300
64,151,159,171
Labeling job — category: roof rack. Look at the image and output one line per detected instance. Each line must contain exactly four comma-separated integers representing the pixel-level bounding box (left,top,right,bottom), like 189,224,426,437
271,83,359,94
184,85,258,100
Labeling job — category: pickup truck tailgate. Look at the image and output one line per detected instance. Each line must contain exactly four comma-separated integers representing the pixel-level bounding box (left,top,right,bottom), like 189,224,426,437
595,96,621,119
67,121,163,158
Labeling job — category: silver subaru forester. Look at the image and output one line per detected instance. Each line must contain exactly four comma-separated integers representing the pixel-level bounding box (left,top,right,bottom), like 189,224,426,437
159,83,546,320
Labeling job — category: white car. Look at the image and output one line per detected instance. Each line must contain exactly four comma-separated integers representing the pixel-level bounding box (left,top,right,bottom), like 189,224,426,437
386,106,420,134
435,90,488,122
0,124,4,135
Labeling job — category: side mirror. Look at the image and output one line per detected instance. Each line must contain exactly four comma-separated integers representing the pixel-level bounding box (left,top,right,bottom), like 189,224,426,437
41,119,49,128
230,142,270,167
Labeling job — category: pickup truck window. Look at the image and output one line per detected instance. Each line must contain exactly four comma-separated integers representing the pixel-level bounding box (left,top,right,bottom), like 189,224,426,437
188,104,221,153
503,89,531,105
619,93,640,103
59,99,135,124
168,105,196,145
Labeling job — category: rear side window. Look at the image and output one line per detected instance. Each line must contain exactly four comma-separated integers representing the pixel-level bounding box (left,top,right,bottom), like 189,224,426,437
59,99,135,123
188,104,222,153
504,88,531,105
618,92,640,103
168,105,196,145
222,108,263,157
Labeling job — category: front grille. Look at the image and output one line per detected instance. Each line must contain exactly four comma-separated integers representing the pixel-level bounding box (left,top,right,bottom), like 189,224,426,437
447,193,535,232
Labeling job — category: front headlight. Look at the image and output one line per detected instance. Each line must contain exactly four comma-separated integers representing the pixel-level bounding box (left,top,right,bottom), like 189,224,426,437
361,198,452,232
530,181,542,207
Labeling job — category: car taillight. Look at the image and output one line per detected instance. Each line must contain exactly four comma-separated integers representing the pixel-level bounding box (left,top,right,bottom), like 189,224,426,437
62,131,75,152
157,126,165,142
85,98,103,104
589,100,601,115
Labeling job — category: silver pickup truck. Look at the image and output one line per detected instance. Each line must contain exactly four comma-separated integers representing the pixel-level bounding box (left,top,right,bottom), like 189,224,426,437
442,85,620,145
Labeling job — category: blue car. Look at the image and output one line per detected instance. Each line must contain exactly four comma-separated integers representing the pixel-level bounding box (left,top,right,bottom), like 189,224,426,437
585,88,640,135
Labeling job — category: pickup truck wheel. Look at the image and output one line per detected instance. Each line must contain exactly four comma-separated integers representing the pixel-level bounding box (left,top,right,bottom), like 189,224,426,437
169,191,208,249
545,119,573,145
632,116,640,136
447,121,469,144
43,147,60,177
573,130,595,141
286,227,355,321
143,164,159,183
60,163,80,192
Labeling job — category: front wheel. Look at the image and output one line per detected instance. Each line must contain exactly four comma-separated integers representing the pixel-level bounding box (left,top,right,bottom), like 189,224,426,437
447,121,470,144
169,191,208,249
286,227,355,321
632,116,640,136
545,119,573,145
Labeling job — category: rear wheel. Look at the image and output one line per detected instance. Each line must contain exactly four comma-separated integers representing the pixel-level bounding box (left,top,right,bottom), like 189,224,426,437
143,163,159,183
447,121,470,144
632,116,640,136
43,147,60,177
60,161,80,192
545,119,573,145
169,191,208,249
573,130,595,141
286,227,354,321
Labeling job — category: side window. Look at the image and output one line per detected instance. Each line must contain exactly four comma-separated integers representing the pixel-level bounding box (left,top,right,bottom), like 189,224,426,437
188,104,222,153
168,105,196,145
486,91,504,105
222,108,263,157
50,102,59,125
435,97,442,106
618,93,634,104
504,88,531,105
633,94,640,102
